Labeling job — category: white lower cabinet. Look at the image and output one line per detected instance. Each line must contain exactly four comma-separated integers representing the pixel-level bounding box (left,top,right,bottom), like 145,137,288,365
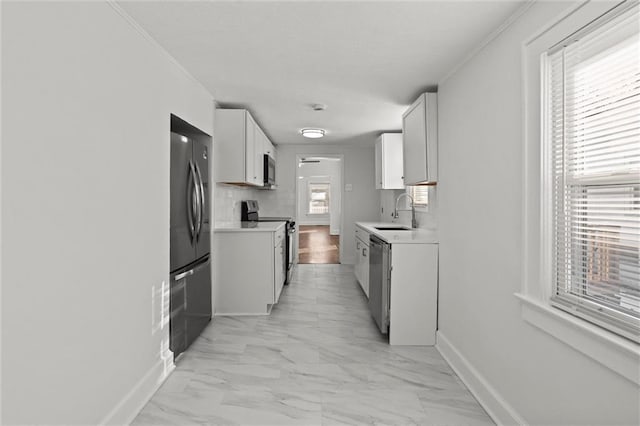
354,225,370,297
274,231,285,304
388,243,438,345
214,225,286,314
355,222,439,345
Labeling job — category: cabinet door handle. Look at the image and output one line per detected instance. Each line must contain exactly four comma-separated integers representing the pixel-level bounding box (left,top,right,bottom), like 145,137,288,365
356,241,361,250
362,248,367,257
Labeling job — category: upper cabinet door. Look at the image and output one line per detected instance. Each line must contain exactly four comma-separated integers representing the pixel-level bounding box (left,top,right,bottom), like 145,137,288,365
402,93,438,185
375,138,383,189
253,125,266,186
375,133,404,189
263,132,276,160
215,109,273,187
245,113,257,184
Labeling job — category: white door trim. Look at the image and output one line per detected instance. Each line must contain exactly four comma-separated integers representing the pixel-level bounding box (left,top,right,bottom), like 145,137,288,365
295,154,345,263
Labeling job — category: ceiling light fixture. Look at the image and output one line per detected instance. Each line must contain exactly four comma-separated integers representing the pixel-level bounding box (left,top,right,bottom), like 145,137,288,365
301,128,325,139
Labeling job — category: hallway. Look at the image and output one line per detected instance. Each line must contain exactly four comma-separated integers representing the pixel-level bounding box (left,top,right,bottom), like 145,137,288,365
133,264,493,425
298,225,340,264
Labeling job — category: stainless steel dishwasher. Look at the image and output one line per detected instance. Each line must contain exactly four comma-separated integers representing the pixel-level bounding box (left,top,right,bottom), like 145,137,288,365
369,235,391,334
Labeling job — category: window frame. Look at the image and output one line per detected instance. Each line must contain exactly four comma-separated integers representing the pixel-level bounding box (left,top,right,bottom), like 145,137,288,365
307,181,330,215
542,1,639,343
519,0,640,385
405,185,429,211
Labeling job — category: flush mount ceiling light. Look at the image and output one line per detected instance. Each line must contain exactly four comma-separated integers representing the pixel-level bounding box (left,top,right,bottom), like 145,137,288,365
301,128,325,139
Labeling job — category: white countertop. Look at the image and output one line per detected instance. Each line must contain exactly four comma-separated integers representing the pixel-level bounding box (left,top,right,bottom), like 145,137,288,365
214,221,286,232
356,222,438,244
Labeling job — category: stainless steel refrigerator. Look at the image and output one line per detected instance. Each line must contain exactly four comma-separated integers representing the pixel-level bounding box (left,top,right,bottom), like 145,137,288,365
170,131,211,359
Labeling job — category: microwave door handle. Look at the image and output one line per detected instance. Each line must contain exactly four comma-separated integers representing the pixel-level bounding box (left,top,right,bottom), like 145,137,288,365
194,161,205,241
187,160,197,244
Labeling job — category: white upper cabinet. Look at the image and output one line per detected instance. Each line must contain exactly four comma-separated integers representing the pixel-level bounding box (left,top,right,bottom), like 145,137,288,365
246,113,260,185
402,93,438,185
215,109,267,186
263,133,276,161
375,133,404,189
252,120,266,185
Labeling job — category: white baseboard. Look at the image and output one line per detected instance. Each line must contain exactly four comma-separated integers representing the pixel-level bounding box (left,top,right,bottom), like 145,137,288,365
214,312,270,316
100,355,175,425
436,331,526,426
298,220,330,226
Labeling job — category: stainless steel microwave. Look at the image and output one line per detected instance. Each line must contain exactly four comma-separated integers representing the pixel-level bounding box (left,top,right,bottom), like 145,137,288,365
263,154,275,186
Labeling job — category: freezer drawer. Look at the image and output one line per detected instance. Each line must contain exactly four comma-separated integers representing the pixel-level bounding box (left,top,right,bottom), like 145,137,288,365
170,256,211,359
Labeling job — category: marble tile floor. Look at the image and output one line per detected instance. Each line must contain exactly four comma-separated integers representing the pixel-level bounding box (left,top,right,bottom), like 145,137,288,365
133,264,494,426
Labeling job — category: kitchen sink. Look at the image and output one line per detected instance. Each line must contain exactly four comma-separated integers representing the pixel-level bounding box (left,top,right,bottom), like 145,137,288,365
374,226,411,231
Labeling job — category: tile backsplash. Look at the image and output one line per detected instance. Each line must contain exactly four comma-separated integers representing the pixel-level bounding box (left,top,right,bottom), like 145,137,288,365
253,187,297,218
213,184,296,224
213,184,256,224
215,183,437,229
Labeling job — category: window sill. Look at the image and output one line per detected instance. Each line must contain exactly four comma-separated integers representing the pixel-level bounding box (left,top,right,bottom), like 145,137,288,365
515,293,640,385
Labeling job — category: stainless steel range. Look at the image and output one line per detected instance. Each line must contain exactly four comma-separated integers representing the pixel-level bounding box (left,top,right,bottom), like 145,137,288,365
241,200,296,285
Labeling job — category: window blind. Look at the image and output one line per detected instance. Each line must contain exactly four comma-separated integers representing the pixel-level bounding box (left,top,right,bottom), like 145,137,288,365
308,182,330,214
407,186,429,207
546,2,640,342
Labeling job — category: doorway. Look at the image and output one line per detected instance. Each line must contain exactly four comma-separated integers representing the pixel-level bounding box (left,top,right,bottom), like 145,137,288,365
295,155,344,264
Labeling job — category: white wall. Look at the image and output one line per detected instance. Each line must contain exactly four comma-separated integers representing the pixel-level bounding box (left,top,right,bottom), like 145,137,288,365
436,1,639,425
1,2,214,424
296,158,342,234
259,144,379,264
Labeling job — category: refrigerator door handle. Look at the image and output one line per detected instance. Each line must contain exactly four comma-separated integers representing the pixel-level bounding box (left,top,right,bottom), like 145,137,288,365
174,256,210,281
187,160,197,243
194,161,205,241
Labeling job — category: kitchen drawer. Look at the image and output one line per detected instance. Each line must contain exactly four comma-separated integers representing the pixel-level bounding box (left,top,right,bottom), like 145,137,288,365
355,226,370,243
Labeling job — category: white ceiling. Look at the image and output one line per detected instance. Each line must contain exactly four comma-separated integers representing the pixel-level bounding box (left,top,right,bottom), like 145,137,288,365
118,1,525,146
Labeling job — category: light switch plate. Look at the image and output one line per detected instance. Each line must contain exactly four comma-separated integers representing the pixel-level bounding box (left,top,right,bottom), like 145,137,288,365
345,184,353,192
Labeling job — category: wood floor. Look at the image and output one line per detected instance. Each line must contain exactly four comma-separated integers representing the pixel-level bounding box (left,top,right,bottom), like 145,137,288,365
298,225,340,264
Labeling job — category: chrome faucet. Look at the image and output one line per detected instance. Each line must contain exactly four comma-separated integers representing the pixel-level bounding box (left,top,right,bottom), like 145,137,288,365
394,193,417,228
